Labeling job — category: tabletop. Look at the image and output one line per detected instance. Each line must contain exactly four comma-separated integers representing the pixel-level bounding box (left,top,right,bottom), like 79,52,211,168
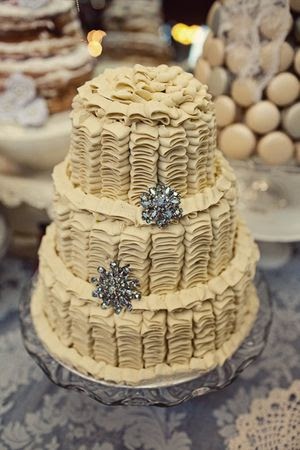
1,248,300,450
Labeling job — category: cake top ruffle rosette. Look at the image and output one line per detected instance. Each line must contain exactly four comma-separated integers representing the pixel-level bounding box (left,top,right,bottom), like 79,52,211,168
72,64,215,126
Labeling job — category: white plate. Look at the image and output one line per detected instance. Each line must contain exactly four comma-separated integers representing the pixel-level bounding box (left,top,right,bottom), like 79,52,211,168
233,162,300,243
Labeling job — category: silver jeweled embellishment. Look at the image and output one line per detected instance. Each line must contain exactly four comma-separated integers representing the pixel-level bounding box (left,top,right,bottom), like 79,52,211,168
91,261,141,314
140,183,183,228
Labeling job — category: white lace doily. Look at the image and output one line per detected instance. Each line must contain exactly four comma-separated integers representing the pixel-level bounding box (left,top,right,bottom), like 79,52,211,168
229,379,300,449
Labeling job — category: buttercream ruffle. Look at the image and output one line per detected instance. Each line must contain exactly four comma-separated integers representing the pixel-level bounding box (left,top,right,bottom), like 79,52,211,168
53,153,238,294
31,220,259,385
69,65,216,203
38,221,259,311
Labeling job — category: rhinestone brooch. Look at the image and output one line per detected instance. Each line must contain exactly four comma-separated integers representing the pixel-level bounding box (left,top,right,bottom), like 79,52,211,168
140,183,183,228
91,261,141,314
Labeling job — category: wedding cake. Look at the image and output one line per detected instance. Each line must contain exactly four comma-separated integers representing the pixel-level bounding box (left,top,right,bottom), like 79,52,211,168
31,65,259,385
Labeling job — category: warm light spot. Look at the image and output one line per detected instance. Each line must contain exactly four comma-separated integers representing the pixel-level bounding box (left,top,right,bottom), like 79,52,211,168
87,30,96,42
87,29,106,43
88,41,103,57
86,29,106,57
92,30,107,42
171,23,201,45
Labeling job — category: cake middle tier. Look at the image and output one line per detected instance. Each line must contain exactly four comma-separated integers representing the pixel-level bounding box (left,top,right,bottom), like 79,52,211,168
53,151,238,295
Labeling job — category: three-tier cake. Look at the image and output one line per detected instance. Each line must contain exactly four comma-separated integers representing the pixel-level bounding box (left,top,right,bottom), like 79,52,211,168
31,65,259,385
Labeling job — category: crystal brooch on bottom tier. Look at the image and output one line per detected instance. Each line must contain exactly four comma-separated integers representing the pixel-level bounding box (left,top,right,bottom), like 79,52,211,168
91,261,141,314
140,183,183,228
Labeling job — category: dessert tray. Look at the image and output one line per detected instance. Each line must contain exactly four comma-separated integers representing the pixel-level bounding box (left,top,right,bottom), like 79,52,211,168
20,272,272,407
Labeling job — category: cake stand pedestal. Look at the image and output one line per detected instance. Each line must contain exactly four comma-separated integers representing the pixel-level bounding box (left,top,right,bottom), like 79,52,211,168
232,160,300,269
20,273,272,407
0,169,53,257
0,111,71,171
0,171,53,217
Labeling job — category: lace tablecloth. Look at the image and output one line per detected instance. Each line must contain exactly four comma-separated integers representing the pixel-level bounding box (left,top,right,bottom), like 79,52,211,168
1,248,300,450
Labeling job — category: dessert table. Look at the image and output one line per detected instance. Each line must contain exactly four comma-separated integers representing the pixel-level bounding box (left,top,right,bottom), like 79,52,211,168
1,248,300,450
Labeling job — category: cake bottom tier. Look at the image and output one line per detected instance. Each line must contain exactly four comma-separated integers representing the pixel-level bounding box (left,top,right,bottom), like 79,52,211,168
31,222,259,385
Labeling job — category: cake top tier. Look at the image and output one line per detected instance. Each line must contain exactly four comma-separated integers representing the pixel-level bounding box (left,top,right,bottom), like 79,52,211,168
73,64,213,125
69,64,217,205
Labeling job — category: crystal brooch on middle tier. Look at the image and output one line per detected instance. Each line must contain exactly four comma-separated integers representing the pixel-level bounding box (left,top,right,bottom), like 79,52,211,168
140,183,183,228
91,261,141,314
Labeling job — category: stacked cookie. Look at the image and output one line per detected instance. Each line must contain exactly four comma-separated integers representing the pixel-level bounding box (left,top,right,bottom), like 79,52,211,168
195,0,300,165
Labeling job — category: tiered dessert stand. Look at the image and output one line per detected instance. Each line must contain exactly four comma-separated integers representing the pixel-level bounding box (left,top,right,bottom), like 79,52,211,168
0,112,71,171
0,109,68,255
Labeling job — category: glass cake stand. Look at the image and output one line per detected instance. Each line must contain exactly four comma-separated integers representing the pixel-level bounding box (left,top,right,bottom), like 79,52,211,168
232,160,300,269
19,273,272,407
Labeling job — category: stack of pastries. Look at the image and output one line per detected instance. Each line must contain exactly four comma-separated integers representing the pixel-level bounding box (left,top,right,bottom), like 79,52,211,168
0,0,93,115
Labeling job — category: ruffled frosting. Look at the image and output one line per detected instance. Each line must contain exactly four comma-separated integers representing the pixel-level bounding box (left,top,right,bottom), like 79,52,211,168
53,152,238,295
69,64,217,204
54,151,236,226
38,221,259,312
31,221,259,384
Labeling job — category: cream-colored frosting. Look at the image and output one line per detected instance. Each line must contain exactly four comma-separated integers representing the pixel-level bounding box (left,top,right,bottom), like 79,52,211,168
53,153,237,294
69,65,216,203
39,220,259,311
31,221,259,384
55,151,235,225
31,65,260,384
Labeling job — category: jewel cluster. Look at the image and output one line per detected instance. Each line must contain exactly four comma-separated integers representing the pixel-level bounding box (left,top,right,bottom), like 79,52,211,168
91,261,141,314
140,183,183,228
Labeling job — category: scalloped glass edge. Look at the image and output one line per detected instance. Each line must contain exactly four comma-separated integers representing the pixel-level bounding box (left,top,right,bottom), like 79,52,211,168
19,272,272,407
